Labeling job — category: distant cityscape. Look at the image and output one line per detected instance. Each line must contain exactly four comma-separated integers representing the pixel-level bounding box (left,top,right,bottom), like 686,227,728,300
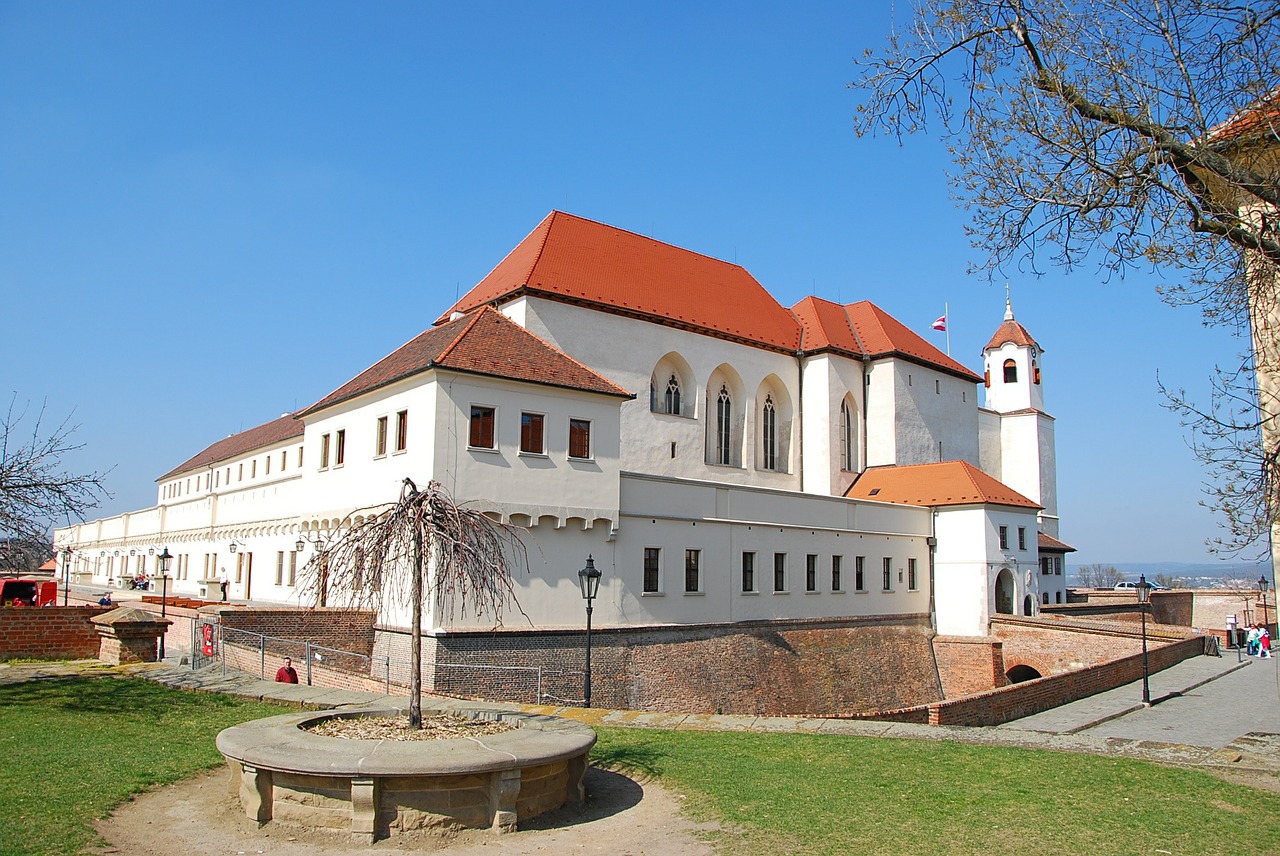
1068,561,1273,588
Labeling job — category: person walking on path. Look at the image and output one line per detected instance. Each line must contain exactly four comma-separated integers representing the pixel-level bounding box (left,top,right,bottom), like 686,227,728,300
1261,627,1272,659
274,656,298,683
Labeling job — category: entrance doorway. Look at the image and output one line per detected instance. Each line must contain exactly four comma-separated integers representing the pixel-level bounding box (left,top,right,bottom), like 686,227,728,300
995,568,1014,615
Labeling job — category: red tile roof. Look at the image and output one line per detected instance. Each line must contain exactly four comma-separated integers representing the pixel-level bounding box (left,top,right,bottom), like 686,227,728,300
1038,532,1076,553
301,306,631,417
792,296,982,381
158,414,303,481
438,211,804,351
845,461,1041,509
984,318,1041,352
1208,89,1280,145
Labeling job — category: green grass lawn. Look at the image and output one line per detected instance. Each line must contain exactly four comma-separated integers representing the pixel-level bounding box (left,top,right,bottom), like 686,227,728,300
594,727,1280,856
2,675,1276,856
0,675,285,855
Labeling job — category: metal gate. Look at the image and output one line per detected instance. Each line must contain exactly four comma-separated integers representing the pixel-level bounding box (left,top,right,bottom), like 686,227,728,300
190,617,221,671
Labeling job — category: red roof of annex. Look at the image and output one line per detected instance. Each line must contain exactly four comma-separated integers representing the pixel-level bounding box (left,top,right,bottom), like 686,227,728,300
846,460,1042,509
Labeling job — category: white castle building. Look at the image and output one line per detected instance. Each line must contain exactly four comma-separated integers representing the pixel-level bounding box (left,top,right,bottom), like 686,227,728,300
56,211,1071,644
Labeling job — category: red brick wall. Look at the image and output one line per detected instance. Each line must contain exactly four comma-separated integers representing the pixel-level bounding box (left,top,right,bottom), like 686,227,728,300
217,608,376,658
933,636,1007,697
381,616,944,716
993,615,1189,677
0,606,112,660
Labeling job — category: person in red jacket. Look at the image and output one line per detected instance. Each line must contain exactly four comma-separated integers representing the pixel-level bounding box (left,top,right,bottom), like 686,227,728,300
274,656,299,683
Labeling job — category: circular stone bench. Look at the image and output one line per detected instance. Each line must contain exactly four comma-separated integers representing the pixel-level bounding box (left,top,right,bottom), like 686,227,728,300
216,704,596,842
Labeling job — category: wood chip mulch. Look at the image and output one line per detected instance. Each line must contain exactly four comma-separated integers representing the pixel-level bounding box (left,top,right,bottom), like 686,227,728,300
305,714,517,741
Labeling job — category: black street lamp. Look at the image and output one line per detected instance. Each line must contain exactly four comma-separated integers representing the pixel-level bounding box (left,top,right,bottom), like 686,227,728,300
578,555,602,708
157,548,173,660
1136,574,1153,706
61,547,72,606
1260,576,1271,634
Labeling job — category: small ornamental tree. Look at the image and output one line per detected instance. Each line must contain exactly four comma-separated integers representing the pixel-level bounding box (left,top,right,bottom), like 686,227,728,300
299,478,527,727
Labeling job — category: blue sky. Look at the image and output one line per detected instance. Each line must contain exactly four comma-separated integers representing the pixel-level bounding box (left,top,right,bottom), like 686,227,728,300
0,2,1257,566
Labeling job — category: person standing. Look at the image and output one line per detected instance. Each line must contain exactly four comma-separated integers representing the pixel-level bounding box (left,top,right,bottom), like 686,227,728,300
1261,627,1272,659
274,656,299,683
219,572,229,602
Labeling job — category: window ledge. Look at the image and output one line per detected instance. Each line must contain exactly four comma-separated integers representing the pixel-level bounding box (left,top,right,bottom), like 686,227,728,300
740,590,759,596
683,591,704,596
568,456,594,463
519,451,549,459
468,446,500,454
804,590,821,595
773,590,789,595
640,591,664,597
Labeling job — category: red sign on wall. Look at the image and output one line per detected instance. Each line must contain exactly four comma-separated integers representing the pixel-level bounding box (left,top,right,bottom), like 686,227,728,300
201,623,215,656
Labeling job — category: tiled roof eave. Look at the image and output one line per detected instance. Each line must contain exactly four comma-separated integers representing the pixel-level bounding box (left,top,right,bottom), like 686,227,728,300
433,365,636,400
487,289,804,355
864,349,983,383
298,364,439,419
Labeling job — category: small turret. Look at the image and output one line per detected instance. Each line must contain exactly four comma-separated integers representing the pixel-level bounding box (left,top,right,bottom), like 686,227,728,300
983,298,1044,413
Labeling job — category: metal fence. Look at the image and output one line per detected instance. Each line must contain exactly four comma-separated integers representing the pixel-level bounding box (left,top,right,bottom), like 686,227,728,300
188,617,583,706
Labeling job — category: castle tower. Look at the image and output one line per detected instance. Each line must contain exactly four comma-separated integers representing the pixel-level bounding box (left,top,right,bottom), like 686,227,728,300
978,298,1060,538
983,298,1044,413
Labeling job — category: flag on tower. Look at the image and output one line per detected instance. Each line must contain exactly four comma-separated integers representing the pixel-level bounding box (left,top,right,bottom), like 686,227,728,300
931,314,947,332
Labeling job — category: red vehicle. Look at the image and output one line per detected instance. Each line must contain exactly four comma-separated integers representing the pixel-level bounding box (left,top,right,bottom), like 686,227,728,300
0,578,58,607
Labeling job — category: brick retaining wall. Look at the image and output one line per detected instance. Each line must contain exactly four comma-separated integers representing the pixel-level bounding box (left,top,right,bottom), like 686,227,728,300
0,606,113,660
933,636,1007,697
374,615,944,715
217,608,376,657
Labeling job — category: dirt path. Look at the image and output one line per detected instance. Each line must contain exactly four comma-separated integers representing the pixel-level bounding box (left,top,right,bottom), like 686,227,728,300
94,766,719,856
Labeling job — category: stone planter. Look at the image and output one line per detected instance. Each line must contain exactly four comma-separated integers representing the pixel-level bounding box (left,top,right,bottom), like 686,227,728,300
216,704,595,842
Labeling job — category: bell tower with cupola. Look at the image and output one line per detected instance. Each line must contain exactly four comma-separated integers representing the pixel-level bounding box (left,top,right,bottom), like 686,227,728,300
977,297,1060,541
983,298,1044,414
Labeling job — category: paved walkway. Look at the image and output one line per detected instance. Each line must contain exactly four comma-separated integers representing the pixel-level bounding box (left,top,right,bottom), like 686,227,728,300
6,650,1277,777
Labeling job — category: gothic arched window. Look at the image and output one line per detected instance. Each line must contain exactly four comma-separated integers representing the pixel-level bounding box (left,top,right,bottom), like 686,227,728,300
665,374,682,416
839,401,853,471
716,385,732,465
761,394,777,470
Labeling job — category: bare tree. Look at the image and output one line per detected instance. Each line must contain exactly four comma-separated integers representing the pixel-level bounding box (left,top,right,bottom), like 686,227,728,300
1078,563,1126,588
299,478,527,727
853,1,1280,554
0,396,109,557
1153,572,1180,588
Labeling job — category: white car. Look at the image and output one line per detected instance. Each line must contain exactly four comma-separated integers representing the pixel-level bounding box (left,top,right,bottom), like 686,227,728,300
1114,580,1167,591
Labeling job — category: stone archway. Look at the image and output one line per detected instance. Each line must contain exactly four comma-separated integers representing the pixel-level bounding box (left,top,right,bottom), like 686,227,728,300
1006,664,1042,683
1023,594,1035,616
994,568,1014,615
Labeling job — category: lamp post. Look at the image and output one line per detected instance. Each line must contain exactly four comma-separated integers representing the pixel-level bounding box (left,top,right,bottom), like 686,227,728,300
61,547,72,606
157,548,172,660
577,555,602,708
1136,574,1152,706
1260,576,1271,635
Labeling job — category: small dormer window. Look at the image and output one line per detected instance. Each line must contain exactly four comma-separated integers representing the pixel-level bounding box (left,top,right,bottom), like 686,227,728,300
1003,359,1018,383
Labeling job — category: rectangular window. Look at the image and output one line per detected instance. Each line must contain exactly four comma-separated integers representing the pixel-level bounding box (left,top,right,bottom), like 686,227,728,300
225,467,231,484
298,446,304,468
281,450,287,471
320,434,331,468
251,459,257,478
882,557,893,591
998,525,1009,550
1041,557,1051,575
265,455,271,475
335,430,346,466
214,471,220,488
236,552,244,583
773,553,787,592
742,551,756,592
806,554,818,592
855,556,865,591
832,555,843,591
520,412,545,454
395,410,408,452
375,416,388,456
684,549,700,593
288,551,297,586
643,547,660,593
276,551,284,586
1018,527,1027,550
1055,557,1063,575
469,406,495,449
569,418,592,459
908,558,918,591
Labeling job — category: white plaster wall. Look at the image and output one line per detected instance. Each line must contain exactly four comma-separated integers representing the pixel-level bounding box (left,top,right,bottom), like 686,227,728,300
890,360,981,466
510,297,803,490
932,504,1041,636
864,361,897,466
800,353,868,496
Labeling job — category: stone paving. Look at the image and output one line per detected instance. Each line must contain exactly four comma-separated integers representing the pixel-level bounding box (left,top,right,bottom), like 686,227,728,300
4,650,1278,779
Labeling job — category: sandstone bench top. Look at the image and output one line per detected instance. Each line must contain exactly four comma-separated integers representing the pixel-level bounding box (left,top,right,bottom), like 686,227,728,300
217,704,597,778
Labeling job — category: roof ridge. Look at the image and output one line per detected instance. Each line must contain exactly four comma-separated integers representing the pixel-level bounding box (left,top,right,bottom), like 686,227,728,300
841,300,870,357
435,306,491,365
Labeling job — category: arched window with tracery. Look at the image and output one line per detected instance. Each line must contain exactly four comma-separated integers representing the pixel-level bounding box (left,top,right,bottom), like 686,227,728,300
761,394,777,470
716,385,732,465
1003,358,1018,383
839,400,854,471
665,374,682,416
